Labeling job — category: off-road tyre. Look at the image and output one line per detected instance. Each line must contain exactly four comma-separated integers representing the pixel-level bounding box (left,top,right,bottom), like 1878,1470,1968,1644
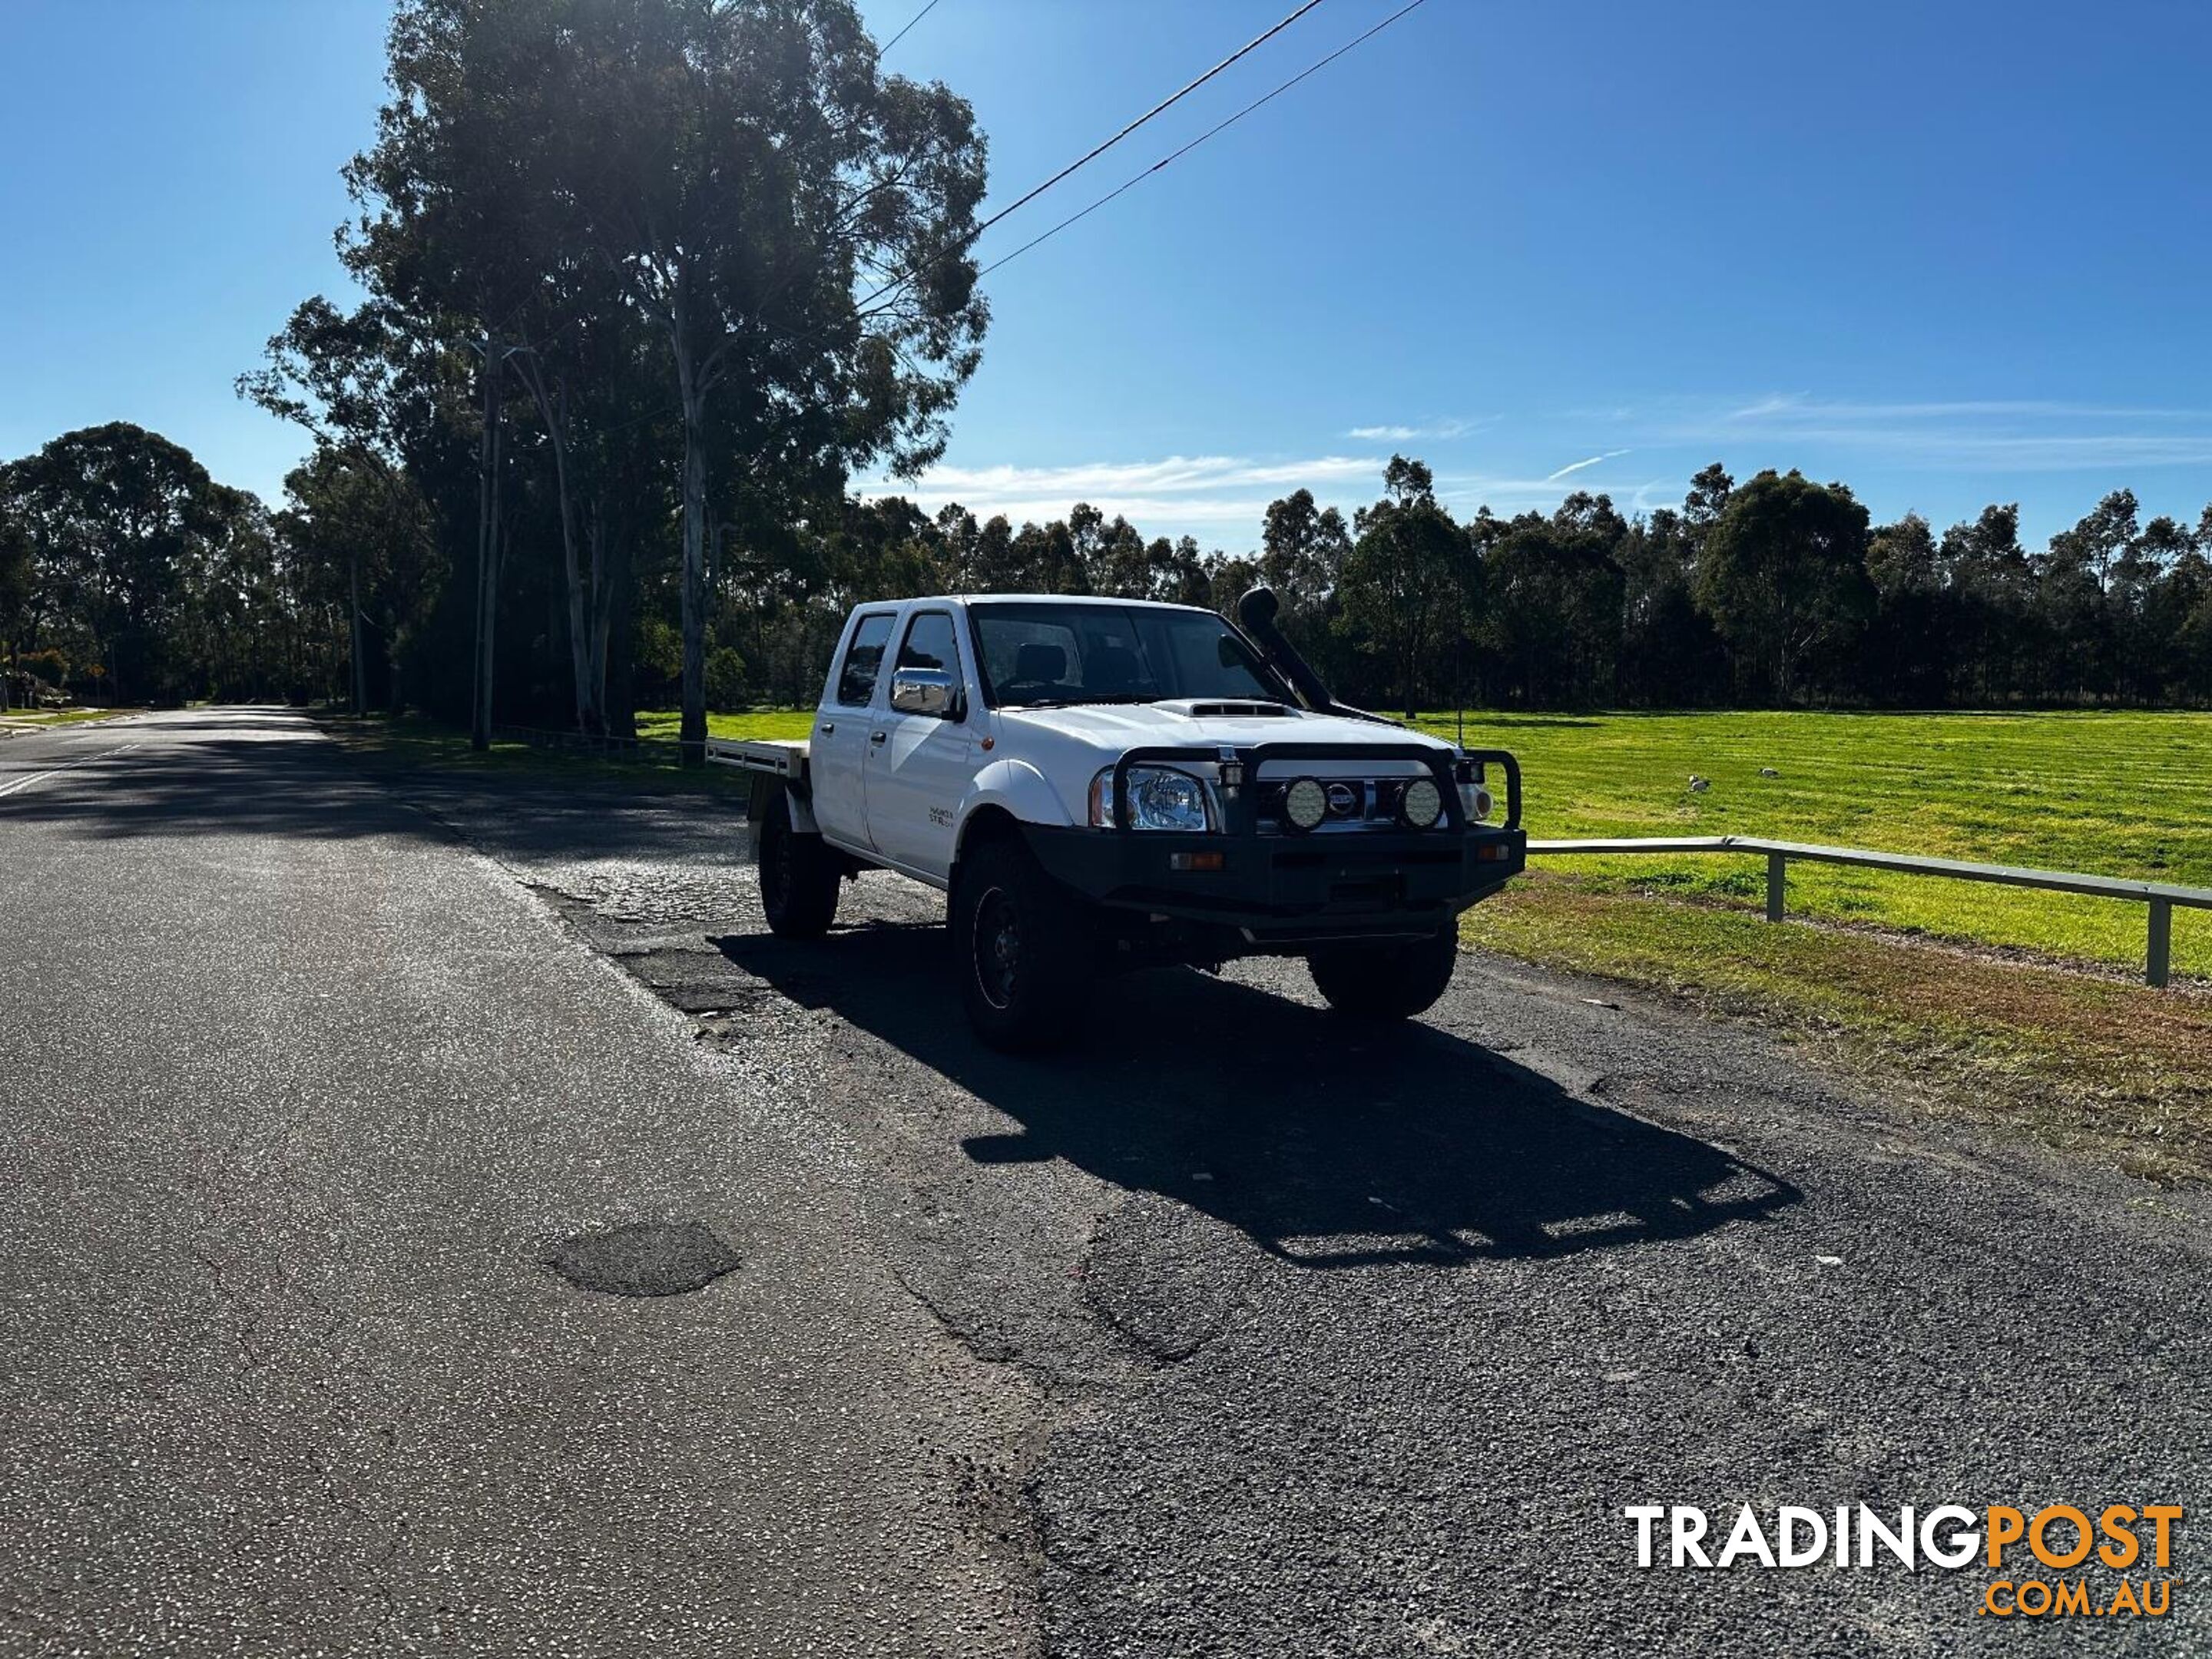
1307,925,1459,1022
758,786,841,939
952,835,1094,1051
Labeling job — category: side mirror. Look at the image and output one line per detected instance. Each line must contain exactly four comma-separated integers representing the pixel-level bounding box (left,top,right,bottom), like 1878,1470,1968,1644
889,666,959,718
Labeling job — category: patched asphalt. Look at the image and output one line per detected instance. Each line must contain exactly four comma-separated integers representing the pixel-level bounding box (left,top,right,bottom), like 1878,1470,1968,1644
3,708,2207,1656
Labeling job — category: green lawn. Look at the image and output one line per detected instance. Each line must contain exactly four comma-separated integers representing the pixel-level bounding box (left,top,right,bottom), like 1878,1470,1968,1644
1406,710,2211,979
0,707,122,728
635,707,813,745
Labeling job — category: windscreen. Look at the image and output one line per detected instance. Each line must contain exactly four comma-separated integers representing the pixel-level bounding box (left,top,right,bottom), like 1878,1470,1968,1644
969,602,1292,710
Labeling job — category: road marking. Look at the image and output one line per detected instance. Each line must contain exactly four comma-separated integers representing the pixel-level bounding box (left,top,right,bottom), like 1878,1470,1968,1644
0,743,132,800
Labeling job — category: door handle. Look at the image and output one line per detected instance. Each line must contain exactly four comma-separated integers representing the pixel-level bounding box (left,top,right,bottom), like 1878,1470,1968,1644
819,721,836,736
869,730,888,746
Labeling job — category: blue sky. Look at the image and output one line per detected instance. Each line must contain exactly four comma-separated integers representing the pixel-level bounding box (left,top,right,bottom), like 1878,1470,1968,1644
5,0,2210,550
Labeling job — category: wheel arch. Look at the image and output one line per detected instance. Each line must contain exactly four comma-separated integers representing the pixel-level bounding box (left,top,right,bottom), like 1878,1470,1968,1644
951,803,1025,887
952,757,1074,883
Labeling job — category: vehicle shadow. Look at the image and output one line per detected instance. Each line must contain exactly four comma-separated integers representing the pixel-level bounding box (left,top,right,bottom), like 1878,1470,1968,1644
714,922,1801,1270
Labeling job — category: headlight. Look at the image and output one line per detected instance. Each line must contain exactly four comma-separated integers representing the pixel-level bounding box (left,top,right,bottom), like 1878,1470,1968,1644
1399,775,1445,830
1089,765,1213,830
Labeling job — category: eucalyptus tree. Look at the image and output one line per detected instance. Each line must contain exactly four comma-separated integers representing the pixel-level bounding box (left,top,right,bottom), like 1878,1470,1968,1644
238,299,452,714
1259,488,1352,618
503,277,675,736
274,442,442,712
1345,456,1466,717
337,0,986,759
561,0,989,760
6,425,227,704
1697,469,1874,703
0,483,30,708
341,1,561,744
1479,495,1624,710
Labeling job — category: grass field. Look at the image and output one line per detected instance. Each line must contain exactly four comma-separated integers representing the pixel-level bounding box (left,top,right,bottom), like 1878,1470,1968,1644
1423,709,2212,980
635,707,813,746
0,707,123,729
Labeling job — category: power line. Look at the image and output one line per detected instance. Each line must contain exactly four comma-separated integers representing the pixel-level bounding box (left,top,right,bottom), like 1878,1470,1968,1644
979,0,1432,282
879,0,942,56
682,1,1405,377
858,0,1330,310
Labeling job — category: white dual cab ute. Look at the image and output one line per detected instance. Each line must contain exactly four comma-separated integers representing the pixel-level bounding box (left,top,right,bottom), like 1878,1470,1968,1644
714,588,1525,1051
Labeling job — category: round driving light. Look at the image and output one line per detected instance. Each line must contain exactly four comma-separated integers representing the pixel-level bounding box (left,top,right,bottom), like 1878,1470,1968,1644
1283,776,1328,833
1399,776,1444,830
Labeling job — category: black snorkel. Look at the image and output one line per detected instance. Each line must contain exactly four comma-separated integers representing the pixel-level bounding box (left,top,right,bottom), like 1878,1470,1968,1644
1235,585,1396,726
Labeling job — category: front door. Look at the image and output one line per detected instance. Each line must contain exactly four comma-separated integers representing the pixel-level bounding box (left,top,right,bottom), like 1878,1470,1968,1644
865,608,975,880
810,609,896,851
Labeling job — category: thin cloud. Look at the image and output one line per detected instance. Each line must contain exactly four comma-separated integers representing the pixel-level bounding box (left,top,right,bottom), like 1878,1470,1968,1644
1727,393,1812,421
1345,416,1488,442
1545,448,1633,482
1726,394,2212,424
879,454,1385,500
1433,474,1626,509
854,452,1397,538
1777,431,2212,470
1631,395,2212,472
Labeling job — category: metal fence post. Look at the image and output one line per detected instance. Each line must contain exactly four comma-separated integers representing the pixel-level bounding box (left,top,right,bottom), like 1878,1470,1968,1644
2147,899,2172,988
1766,853,1786,922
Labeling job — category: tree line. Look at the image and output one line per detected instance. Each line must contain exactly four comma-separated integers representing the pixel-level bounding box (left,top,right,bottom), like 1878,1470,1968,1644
5,0,2209,720
694,455,2212,714
12,418,2211,720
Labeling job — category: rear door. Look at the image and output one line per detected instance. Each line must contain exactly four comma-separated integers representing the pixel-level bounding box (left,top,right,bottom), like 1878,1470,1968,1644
809,608,897,851
864,606,976,879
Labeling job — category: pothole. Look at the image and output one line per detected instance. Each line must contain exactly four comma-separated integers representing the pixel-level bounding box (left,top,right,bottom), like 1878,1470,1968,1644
548,1220,742,1296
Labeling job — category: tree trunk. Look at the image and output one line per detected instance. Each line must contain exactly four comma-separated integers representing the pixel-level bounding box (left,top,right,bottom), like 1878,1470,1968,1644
518,363,598,737
586,513,621,741
472,343,505,751
673,322,709,770
605,528,638,741
347,545,367,715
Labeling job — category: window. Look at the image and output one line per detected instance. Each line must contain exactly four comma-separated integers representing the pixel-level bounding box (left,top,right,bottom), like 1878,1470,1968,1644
896,611,960,674
975,614,1082,696
835,613,896,707
969,602,1290,709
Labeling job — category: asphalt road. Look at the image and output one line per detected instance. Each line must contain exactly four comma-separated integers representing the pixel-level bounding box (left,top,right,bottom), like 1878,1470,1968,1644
3,708,2207,1656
